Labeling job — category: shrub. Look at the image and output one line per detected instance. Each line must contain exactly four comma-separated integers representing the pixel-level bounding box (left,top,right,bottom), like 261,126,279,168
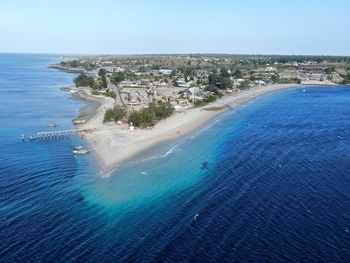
92,90,100,96
105,90,116,99
103,106,126,123
342,74,350,85
111,72,125,84
193,95,217,107
240,80,251,90
129,101,174,128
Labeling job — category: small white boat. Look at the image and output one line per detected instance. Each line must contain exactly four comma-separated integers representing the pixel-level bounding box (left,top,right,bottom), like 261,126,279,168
73,119,86,124
74,146,84,150
73,146,89,155
48,123,62,127
73,148,90,155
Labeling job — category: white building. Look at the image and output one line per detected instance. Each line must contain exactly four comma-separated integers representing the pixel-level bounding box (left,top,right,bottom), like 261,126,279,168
177,79,190,88
159,69,172,75
266,67,277,72
254,80,266,86
187,87,204,100
231,78,244,86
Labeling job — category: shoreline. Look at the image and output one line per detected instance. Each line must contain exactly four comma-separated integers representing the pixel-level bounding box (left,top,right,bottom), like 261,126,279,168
67,87,116,124
74,84,314,174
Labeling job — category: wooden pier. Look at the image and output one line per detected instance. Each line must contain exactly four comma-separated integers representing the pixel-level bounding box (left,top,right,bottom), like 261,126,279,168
35,128,95,140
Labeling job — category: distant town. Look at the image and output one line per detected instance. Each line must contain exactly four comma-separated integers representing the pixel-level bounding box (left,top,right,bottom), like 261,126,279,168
51,54,350,127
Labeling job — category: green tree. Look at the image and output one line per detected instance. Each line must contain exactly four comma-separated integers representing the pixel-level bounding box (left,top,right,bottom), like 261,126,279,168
205,85,220,95
105,90,116,98
103,106,126,122
69,60,78,68
98,68,107,77
220,67,230,78
240,80,251,90
74,74,94,87
271,75,280,83
233,69,243,78
208,73,219,86
342,74,350,84
128,101,174,128
324,67,335,74
111,72,125,84
101,75,108,89
220,77,233,90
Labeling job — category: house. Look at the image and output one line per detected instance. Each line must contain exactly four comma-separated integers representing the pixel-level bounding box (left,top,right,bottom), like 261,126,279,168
116,67,126,72
101,61,113,66
254,80,266,86
174,105,183,111
187,87,204,100
177,79,190,88
231,78,244,86
266,66,277,72
159,69,172,75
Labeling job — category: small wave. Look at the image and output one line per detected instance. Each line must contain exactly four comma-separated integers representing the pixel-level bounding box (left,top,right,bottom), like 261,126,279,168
188,117,224,140
131,140,187,165
100,167,118,178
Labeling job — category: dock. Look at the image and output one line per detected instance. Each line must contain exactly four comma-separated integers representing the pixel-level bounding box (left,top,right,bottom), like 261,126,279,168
34,128,95,140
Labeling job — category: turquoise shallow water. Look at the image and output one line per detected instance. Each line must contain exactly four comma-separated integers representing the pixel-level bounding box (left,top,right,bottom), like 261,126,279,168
1,54,350,262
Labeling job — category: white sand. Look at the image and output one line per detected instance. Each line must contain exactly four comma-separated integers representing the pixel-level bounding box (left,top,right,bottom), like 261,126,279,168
78,84,303,173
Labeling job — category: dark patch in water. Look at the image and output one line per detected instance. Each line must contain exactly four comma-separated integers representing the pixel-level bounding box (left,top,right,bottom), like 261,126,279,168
76,195,85,203
201,161,209,170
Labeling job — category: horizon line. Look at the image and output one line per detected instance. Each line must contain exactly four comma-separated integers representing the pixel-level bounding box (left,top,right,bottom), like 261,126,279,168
1,51,350,58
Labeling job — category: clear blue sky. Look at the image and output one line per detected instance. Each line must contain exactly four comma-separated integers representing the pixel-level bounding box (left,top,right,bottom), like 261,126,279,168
1,0,350,55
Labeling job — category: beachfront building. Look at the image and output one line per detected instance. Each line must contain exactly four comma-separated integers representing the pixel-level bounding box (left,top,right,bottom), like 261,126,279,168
176,79,191,88
187,87,204,101
231,78,245,86
254,80,266,86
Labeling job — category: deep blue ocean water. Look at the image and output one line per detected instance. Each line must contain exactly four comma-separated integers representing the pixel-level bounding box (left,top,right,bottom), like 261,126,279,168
1,54,350,262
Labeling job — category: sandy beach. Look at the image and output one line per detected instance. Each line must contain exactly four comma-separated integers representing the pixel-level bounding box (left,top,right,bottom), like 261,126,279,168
72,84,308,173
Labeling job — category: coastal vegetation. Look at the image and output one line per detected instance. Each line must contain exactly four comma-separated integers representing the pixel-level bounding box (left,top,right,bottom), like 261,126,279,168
325,67,336,74
193,95,217,107
111,72,126,84
205,85,221,96
74,70,111,91
128,101,174,127
271,75,301,84
74,74,94,87
103,106,126,122
342,74,350,85
208,69,233,90
92,89,117,98
240,80,251,90
98,68,108,89
61,60,78,68
91,90,99,96
104,90,117,98
61,60,97,71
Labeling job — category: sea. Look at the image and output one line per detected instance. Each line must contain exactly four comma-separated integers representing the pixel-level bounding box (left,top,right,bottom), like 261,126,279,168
1,53,350,262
